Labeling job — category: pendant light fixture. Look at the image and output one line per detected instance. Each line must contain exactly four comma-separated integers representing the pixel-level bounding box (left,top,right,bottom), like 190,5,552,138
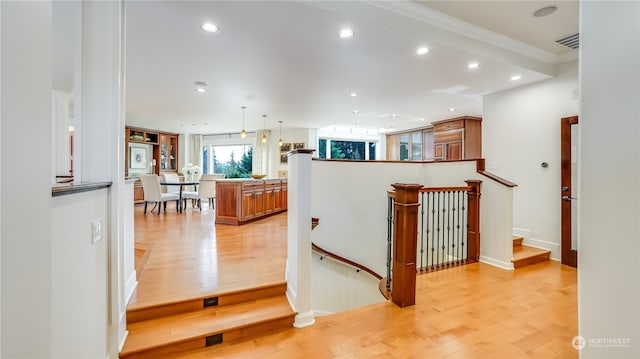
240,106,247,138
261,114,268,144
277,120,284,147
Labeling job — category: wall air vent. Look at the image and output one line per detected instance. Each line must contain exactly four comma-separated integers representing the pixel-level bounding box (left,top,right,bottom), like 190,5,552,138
556,33,579,49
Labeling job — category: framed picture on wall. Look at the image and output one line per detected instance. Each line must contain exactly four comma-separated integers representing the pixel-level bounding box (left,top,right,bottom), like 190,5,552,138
293,142,305,150
280,153,288,163
130,147,147,169
280,143,291,152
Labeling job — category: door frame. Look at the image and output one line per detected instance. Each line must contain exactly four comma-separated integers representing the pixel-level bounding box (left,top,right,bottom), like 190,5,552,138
560,116,578,267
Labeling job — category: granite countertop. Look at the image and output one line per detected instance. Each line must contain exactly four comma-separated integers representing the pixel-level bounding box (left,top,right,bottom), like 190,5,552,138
51,181,113,197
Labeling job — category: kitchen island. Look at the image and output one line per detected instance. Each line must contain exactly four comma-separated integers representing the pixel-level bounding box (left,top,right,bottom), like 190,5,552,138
215,178,287,225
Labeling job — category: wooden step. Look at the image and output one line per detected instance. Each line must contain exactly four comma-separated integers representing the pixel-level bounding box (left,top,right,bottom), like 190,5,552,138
120,295,296,359
512,245,551,269
127,282,287,324
512,235,524,247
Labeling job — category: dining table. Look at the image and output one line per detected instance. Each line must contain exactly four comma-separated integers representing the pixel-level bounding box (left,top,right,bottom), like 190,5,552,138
160,181,198,213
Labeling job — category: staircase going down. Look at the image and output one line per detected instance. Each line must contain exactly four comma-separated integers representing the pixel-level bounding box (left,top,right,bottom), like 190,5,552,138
120,283,296,359
511,236,551,269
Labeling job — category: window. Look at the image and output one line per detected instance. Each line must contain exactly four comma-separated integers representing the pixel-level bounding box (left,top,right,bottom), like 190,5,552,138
202,144,253,178
318,138,377,160
399,134,409,160
318,139,327,159
411,132,422,160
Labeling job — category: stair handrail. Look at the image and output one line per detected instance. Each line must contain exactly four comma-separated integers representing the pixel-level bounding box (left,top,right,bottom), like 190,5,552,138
311,242,382,280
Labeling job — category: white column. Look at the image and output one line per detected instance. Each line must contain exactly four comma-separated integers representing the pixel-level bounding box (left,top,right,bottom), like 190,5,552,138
124,180,138,304
286,149,315,328
1,2,53,357
80,0,128,354
579,1,640,358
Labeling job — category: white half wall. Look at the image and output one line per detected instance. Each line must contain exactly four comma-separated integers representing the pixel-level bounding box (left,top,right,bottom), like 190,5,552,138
482,61,579,258
579,1,640,357
310,160,514,275
51,189,109,359
311,252,385,315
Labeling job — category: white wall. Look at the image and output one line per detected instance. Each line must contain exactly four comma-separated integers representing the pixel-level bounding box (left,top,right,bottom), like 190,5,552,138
51,189,109,358
483,62,579,259
310,160,514,275
1,2,53,357
311,252,385,315
271,128,313,178
579,1,640,357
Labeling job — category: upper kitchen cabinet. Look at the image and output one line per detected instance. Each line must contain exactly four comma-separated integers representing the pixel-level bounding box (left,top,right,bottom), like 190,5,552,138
432,116,482,161
386,116,481,161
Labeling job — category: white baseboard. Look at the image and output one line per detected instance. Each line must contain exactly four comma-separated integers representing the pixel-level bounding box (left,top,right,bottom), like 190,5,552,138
512,228,531,240
118,330,128,353
293,310,316,328
285,285,297,310
125,271,137,305
479,255,514,270
522,238,561,261
312,310,334,317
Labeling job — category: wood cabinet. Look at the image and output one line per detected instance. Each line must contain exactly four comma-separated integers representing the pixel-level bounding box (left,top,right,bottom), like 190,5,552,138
125,126,180,177
386,116,481,161
159,134,178,172
281,183,288,211
126,127,180,203
216,179,288,225
133,179,144,204
386,126,434,161
432,116,482,160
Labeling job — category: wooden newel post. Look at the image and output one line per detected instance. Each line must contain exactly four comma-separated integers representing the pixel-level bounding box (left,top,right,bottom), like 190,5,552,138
465,180,482,262
390,183,423,308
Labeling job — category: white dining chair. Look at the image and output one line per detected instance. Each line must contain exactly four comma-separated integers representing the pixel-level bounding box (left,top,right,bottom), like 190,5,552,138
182,173,221,211
162,173,181,194
140,174,179,215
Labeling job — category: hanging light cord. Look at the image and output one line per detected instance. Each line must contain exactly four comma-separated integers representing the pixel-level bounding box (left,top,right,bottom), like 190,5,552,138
240,106,247,138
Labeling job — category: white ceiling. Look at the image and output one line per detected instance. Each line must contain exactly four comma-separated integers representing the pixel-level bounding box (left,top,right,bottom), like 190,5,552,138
58,1,579,135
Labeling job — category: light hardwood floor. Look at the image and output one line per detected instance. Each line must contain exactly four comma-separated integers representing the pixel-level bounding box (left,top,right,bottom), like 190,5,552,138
130,204,287,310
131,205,578,358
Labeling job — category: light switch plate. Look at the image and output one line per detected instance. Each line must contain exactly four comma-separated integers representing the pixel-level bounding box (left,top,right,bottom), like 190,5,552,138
92,219,103,244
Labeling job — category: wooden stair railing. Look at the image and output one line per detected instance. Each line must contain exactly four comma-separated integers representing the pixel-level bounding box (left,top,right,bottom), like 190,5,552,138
388,180,481,308
311,243,382,280
311,242,389,299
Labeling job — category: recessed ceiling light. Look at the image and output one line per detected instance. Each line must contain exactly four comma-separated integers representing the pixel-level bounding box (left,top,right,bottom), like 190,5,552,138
510,75,522,81
355,121,362,125
350,92,357,97
338,28,354,38
420,118,426,122
202,23,219,33
391,114,398,119
352,110,359,114
468,62,479,70
416,47,429,55
533,5,557,18
449,107,456,112
194,81,207,93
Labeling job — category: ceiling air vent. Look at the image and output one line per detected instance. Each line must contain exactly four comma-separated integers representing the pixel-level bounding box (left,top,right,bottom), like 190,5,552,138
556,33,579,49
